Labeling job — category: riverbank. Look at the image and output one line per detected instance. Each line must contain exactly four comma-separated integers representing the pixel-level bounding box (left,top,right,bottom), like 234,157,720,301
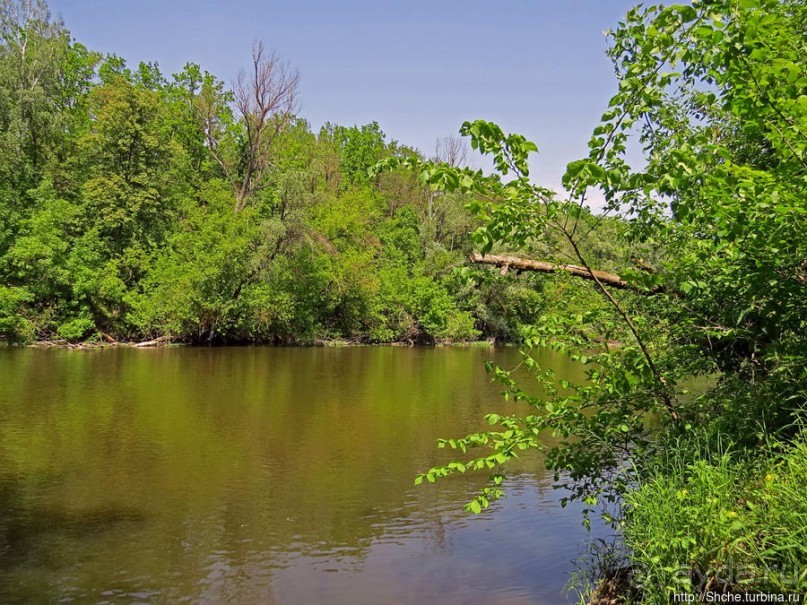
26,334,178,350
20,336,501,350
582,426,807,603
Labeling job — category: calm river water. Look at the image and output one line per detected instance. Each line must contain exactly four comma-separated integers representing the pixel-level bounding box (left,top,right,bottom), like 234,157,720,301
0,346,606,604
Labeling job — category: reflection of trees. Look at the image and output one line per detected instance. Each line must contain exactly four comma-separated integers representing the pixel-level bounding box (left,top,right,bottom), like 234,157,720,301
425,513,451,554
0,476,149,602
0,347,572,601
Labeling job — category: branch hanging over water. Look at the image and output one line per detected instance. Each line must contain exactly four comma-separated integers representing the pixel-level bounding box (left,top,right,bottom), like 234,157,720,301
469,253,670,296
469,253,629,289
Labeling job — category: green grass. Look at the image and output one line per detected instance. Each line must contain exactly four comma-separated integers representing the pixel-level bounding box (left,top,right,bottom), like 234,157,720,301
622,431,807,603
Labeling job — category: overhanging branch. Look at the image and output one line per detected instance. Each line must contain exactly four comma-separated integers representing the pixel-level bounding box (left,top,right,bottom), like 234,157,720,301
470,253,630,288
469,253,668,295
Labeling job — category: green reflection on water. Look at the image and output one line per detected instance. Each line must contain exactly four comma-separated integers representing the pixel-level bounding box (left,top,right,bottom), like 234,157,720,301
0,346,590,604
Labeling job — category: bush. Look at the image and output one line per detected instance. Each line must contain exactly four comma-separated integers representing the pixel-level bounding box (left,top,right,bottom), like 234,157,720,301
0,286,35,343
57,317,97,342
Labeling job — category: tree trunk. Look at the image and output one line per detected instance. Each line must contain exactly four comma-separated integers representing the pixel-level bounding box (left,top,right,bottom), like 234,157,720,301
469,253,632,289
132,335,173,348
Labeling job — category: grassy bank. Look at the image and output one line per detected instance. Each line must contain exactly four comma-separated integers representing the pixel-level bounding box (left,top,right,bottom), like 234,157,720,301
583,425,807,604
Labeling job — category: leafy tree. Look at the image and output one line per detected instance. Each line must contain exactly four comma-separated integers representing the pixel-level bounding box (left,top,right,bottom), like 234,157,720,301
0,0,69,181
0,1,97,261
130,181,258,342
400,0,806,535
78,69,182,252
328,121,387,187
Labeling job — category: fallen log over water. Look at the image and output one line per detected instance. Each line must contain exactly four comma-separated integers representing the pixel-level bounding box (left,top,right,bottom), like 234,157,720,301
468,253,671,295
469,253,631,289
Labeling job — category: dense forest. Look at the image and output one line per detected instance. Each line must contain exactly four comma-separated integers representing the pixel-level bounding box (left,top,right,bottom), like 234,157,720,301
2,0,806,602
0,1,643,347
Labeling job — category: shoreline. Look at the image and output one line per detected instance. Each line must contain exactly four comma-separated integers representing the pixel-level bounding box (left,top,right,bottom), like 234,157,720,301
17,337,503,350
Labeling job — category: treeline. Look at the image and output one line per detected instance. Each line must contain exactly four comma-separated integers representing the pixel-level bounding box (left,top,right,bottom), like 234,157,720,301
1,1,616,345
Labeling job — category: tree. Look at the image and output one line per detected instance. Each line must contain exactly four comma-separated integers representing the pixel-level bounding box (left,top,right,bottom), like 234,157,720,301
200,41,299,212
329,121,388,186
396,0,806,529
0,0,68,177
433,134,468,167
0,0,97,241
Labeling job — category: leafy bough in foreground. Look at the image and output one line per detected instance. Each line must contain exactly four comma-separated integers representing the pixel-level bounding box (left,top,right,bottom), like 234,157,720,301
386,0,807,526
414,329,674,524
380,118,685,521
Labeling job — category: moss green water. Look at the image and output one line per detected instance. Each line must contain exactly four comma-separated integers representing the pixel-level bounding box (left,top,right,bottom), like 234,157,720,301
0,346,600,604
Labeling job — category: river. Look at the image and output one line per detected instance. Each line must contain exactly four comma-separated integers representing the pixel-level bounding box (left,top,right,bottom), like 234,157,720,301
0,346,606,604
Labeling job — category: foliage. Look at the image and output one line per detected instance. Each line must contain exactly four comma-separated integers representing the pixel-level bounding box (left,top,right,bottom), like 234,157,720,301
130,181,261,342
0,285,33,342
0,0,519,345
0,0,803,599
327,121,388,186
56,316,95,342
624,432,807,601
393,0,807,598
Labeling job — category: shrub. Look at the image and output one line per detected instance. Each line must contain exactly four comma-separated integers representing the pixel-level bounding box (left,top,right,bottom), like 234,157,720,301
57,317,96,342
623,432,807,602
0,286,35,343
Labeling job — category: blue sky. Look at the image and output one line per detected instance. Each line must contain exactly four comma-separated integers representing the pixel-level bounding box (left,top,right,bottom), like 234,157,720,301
48,0,640,194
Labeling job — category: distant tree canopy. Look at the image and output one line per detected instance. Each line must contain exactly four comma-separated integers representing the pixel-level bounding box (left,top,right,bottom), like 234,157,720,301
4,0,651,345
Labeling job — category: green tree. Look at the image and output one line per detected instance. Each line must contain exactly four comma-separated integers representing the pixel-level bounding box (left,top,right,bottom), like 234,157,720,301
0,1,98,258
328,121,387,187
0,0,68,182
399,0,806,534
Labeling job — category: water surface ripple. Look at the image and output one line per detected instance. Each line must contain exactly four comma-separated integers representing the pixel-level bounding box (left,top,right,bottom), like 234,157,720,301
0,346,605,604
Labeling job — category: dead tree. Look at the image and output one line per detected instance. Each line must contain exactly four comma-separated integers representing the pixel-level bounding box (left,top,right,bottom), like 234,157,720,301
434,135,468,167
201,41,299,213
469,253,670,295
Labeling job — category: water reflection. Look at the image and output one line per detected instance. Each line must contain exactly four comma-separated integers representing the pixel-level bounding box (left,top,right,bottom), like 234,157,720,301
0,346,603,604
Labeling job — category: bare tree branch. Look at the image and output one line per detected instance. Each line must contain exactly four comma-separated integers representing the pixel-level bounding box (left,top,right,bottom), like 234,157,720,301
434,135,468,167
231,41,299,212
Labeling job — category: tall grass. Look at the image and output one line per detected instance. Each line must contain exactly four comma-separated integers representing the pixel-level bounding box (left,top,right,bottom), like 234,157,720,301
622,430,807,602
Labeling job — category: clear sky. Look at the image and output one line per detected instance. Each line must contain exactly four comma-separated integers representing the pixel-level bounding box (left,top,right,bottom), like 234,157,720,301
48,0,640,195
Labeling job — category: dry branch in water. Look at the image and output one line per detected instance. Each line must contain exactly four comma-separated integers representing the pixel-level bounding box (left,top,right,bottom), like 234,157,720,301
132,335,173,348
